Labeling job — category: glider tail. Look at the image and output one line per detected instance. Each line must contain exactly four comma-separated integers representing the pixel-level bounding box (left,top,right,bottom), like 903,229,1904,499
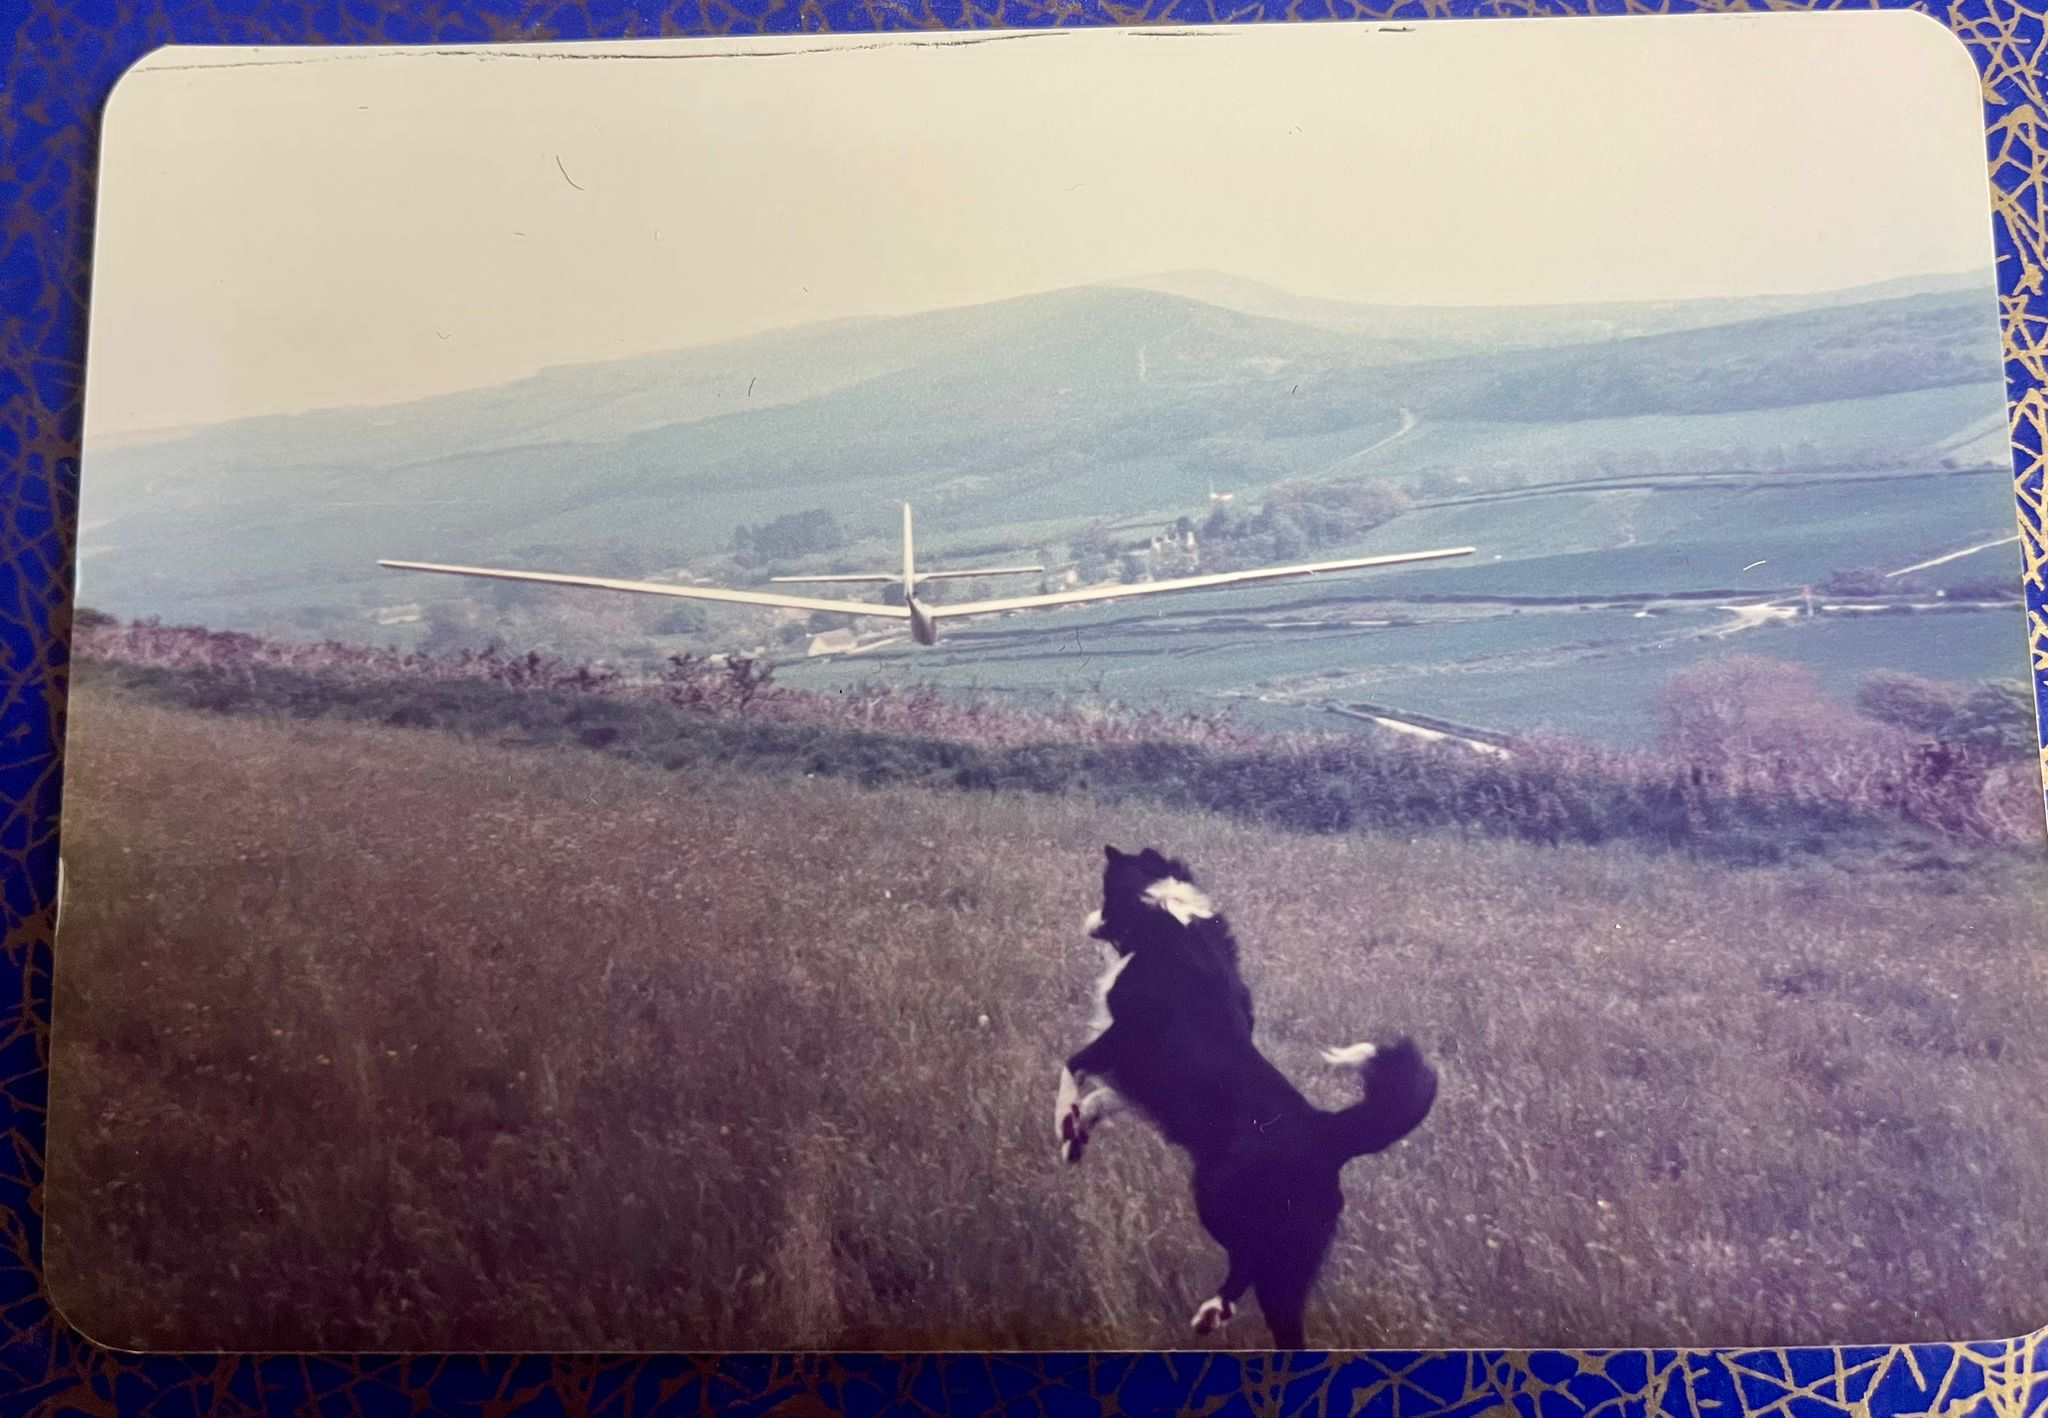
902,502,916,601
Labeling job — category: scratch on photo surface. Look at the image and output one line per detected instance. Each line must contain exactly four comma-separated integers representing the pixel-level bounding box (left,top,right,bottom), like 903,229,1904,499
137,33,1059,72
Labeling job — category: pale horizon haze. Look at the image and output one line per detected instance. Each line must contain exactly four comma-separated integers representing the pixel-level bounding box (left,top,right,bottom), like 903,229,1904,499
84,12,1997,441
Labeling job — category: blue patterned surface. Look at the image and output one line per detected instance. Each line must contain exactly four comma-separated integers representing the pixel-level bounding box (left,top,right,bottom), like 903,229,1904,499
3,1,2047,1413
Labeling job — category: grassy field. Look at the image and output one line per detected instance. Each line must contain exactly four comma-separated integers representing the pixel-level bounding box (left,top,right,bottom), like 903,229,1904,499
47,687,2048,1352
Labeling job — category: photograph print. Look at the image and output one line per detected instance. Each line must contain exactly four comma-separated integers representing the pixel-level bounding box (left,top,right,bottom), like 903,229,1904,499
49,14,2048,1352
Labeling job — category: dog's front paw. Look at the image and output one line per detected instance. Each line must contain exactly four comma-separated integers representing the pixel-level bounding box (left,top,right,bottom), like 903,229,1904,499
1055,1067,1086,1164
1059,1103,1089,1164
1191,1296,1234,1335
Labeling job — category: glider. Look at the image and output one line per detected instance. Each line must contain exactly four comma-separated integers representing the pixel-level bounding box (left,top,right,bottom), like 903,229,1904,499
381,504,1475,646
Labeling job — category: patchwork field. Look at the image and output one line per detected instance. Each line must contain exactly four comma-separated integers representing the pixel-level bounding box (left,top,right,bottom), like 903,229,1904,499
780,593,2026,746
46,686,2048,1351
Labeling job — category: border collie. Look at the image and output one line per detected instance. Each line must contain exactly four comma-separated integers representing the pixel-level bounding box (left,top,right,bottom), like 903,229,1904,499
1055,845,1437,1350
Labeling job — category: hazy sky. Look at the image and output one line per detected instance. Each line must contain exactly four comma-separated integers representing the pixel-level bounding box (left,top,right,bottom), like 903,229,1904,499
86,13,1995,440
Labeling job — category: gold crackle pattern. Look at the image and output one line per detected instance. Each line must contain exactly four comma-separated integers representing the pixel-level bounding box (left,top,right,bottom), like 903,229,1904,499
3,0,2047,1413
1982,4,2048,803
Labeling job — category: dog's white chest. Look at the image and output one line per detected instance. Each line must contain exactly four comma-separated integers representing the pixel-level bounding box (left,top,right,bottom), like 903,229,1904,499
1088,949,1131,1036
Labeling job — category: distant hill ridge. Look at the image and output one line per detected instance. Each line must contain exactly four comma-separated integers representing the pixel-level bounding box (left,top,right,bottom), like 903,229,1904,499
76,272,2006,635
1122,268,1994,346
91,268,1996,460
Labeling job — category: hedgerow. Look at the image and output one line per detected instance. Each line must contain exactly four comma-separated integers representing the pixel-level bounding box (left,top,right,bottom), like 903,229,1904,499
71,619,2042,865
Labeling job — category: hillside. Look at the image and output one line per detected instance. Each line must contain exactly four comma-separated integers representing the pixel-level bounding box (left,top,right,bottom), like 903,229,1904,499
48,684,2048,1350
75,278,2006,639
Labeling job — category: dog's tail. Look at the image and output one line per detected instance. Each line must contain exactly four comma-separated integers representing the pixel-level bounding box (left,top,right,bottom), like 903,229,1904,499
1315,1037,1437,1162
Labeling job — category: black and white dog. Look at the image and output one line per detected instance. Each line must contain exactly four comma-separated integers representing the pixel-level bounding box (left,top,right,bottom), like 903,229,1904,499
1055,845,1436,1350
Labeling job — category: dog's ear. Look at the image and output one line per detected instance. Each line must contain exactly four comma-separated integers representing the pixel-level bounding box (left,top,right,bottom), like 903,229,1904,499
1136,848,1170,874
1104,845,1125,863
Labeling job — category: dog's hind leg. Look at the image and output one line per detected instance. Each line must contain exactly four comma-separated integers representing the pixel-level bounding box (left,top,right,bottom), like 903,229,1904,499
1252,1255,1321,1351
1191,1256,1253,1338
1253,1282,1310,1350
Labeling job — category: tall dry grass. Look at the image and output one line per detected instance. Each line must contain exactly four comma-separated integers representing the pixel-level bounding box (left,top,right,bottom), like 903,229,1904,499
47,689,2048,1351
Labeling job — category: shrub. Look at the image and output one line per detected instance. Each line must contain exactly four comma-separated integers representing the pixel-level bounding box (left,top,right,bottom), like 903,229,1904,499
72,620,2044,860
